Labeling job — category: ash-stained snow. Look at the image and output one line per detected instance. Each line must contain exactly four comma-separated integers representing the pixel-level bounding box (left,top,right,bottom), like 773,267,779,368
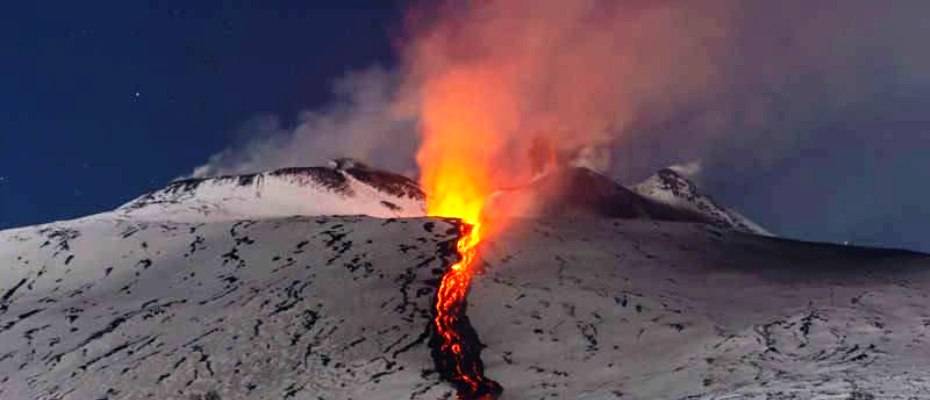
4,212,930,399
116,159,424,222
633,168,770,235
2,162,929,399
470,218,930,399
0,216,458,399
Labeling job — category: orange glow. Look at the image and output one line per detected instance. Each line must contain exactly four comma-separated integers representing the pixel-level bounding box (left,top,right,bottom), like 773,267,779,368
417,67,507,398
416,67,519,224
432,223,486,394
404,0,727,392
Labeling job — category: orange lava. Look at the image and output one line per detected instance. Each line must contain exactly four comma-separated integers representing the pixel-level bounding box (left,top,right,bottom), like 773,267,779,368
418,69,503,398
422,150,499,396
432,222,487,393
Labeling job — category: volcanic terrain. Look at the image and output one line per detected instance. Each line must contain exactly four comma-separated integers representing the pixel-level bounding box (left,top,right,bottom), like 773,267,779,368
1,161,928,399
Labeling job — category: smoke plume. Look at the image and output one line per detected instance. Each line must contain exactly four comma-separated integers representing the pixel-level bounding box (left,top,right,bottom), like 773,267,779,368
401,0,734,187
190,67,418,178
607,0,930,250
192,0,930,251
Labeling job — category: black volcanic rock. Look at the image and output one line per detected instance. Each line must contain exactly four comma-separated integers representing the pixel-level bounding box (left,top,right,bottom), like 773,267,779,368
633,167,770,235
486,167,714,224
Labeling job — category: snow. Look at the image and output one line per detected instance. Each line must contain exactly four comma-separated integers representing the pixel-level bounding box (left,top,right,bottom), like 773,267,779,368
2,162,928,399
471,218,930,398
633,168,772,236
114,161,425,223
0,215,458,399
3,210,929,399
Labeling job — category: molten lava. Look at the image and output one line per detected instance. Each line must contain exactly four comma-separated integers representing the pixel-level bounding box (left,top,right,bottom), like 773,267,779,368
407,0,645,394
429,219,501,399
422,163,501,398
416,66,508,398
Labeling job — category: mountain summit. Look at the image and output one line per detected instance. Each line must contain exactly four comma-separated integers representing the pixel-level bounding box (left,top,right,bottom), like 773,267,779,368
115,159,767,234
116,159,425,222
632,167,771,235
485,166,769,235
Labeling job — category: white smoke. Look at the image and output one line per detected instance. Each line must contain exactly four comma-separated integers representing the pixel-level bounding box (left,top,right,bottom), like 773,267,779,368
191,67,418,178
189,0,930,251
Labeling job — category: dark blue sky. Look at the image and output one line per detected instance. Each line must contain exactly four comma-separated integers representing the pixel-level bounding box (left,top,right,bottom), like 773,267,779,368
3,1,930,253
0,1,402,229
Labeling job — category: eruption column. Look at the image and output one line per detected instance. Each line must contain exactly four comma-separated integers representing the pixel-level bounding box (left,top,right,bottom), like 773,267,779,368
413,37,509,398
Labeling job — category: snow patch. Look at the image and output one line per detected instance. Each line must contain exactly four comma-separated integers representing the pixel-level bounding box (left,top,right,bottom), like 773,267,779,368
116,160,425,223
633,167,771,235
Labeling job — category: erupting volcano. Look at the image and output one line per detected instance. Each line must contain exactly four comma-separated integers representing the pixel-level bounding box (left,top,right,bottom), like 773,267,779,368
418,132,504,397
415,67,508,398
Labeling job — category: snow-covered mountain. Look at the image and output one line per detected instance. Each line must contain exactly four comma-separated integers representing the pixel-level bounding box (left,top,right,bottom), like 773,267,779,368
3,211,930,399
110,158,767,237
116,158,763,236
116,158,424,222
485,166,768,235
4,161,929,399
0,215,458,399
469,219,930,398
485,167,705,221
633,167,770,235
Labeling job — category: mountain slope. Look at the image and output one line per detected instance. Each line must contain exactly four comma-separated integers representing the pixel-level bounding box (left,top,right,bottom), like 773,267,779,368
116,159,424,222
2,211,930,399
0,215,458,399
485,167,763,233
633,167,770,235
119,160,763,236
5,162,930,399
470,218,930,399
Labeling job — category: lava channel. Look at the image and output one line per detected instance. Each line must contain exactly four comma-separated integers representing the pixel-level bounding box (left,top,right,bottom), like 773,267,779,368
429,222,502,399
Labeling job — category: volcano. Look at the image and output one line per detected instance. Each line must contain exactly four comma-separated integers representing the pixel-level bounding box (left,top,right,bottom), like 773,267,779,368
485,166,767,235
2,161,929,399
117,158,425,222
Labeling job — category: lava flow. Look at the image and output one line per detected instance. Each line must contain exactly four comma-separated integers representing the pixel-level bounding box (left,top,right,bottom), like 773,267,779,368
428,218,502,399
421,153,502,398
415,61,511,398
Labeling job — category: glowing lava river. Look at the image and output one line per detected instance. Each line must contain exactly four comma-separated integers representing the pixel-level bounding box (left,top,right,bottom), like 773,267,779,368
414,56,511,398
428,220,502,399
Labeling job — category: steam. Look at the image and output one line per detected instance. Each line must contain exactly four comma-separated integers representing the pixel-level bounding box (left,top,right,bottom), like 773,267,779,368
400,0,734,187
191,67,418,178
607,0,930,250
191,0,930,250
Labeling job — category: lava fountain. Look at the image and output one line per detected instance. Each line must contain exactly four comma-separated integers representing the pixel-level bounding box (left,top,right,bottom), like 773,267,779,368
404,0,682,393
417,69,509,399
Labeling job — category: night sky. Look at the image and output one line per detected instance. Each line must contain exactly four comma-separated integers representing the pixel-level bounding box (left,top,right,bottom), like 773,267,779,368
0,1,402,229
3,1,930,253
